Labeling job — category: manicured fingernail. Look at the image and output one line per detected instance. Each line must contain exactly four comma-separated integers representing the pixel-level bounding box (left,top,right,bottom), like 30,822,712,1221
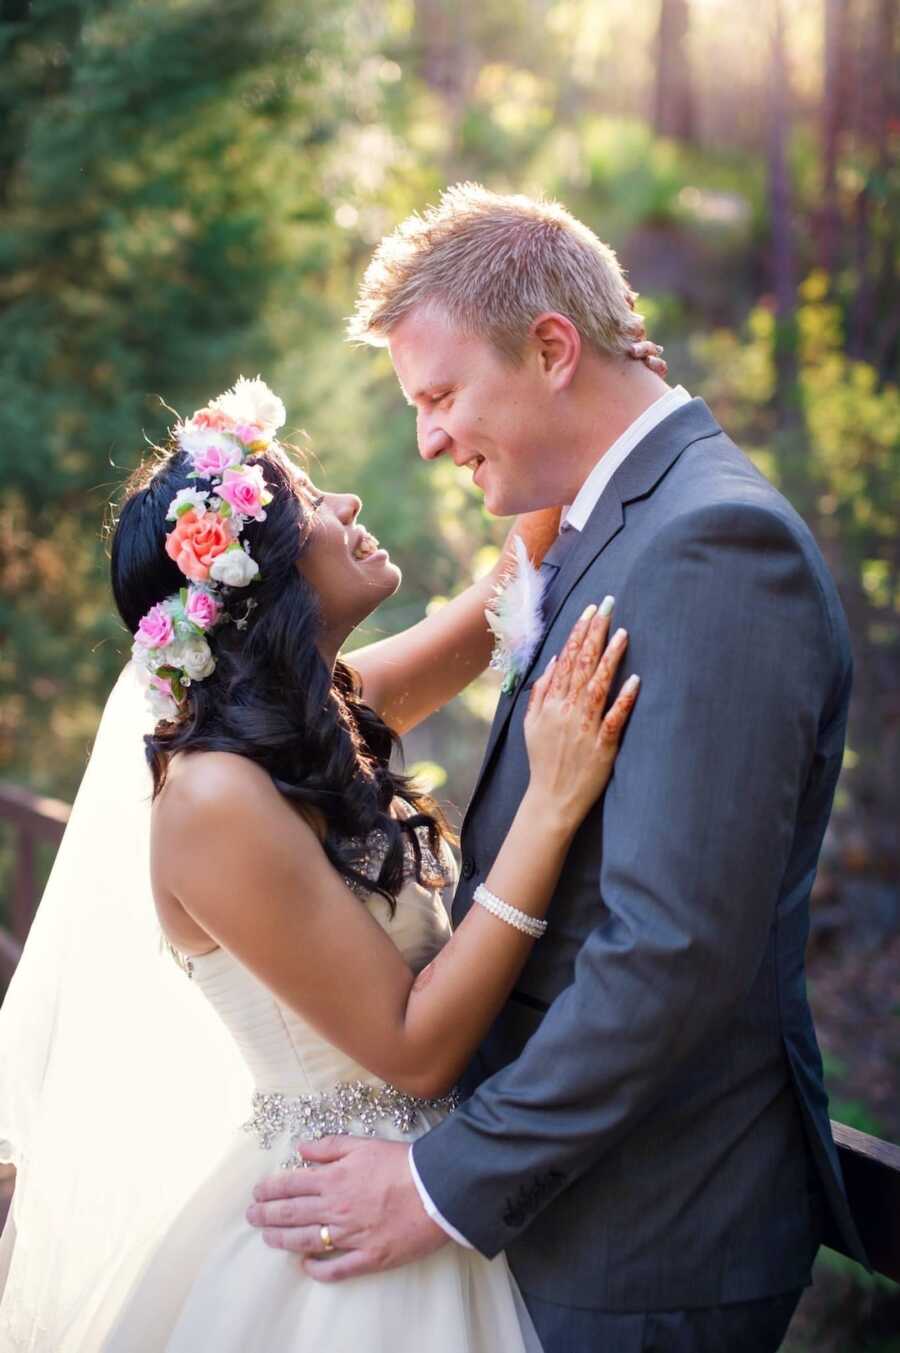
580,604,598,622
545,655,557,671
622,674,641,694
599,595,614,617
613,627,627,644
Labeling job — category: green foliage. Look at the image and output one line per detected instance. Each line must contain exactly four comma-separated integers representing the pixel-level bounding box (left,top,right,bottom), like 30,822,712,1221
1,0,897,889
692,274,899,623
0,0,349,786
797,274,900,575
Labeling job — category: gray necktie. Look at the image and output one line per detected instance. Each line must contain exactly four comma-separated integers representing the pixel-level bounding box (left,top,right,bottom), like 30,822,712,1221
539,525,580,620
539,524,579,574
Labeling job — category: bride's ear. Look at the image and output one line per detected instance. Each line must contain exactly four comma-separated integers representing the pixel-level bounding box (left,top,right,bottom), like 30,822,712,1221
530,313,581,393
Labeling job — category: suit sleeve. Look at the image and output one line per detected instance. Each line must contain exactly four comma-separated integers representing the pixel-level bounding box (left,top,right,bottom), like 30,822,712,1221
411,501,843,1257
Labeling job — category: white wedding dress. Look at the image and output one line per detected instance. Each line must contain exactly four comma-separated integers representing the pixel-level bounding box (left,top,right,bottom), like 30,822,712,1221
99,862,542,1352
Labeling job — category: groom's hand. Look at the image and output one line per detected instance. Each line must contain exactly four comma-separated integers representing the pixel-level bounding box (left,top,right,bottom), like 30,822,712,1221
246,1137,450,1281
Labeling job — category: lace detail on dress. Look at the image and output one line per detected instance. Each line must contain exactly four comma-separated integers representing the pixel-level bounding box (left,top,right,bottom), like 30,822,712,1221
342,812,454,900
162,935,195,978
243,1081,460,1168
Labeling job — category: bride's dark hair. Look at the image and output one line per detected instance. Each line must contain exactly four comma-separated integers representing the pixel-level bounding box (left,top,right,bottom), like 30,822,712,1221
110,441,452,907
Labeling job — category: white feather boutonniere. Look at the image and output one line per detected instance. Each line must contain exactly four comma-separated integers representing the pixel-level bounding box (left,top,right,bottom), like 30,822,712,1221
485,535,548,694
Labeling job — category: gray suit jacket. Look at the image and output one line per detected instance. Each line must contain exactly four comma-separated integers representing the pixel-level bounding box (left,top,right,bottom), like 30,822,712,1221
413,399,868,1312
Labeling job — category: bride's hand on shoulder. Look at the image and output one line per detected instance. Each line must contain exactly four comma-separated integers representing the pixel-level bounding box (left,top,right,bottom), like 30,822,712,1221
524,602,639,832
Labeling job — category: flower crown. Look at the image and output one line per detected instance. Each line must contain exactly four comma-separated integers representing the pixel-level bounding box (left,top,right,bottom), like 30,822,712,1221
131,376,286,720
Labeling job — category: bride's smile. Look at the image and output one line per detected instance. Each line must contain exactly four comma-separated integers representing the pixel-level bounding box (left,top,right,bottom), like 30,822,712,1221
294,471,402,642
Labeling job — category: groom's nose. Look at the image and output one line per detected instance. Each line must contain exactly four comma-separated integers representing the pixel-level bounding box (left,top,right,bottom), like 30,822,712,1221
417,417,451,460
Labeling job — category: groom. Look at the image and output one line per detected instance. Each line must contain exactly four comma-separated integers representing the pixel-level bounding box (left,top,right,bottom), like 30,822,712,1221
248,185,868,1349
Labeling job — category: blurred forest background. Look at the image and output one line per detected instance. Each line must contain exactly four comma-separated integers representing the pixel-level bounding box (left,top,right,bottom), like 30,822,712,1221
1,0,897,1343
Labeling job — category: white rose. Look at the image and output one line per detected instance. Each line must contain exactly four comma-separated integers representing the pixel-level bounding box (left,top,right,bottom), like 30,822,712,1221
177,425,244,466
147,686,179,721
212,376,286,435
171,636,216,681
166,487,210,520
209,546,260,588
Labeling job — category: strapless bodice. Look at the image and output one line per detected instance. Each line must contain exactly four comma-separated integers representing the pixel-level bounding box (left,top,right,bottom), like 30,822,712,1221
185,871,453,1100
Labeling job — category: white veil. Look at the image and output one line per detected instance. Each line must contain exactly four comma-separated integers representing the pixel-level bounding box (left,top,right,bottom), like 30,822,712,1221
0,662,250,1351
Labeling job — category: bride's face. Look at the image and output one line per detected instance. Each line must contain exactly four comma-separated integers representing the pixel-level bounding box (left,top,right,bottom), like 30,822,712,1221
294,470,401,640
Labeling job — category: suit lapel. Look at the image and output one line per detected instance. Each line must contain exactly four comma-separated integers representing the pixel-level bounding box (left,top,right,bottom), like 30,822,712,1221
539,489,624,636
466,399,720,813
470,487,624,793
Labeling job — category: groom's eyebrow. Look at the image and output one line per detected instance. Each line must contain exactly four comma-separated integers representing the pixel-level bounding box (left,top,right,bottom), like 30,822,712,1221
404,380,448,406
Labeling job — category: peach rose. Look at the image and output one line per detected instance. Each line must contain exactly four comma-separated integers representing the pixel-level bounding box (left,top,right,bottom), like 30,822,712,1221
190,408,232,432
164,509,231,582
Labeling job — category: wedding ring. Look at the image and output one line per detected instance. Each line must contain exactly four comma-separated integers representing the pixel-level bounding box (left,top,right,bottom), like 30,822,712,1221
320,1224,335,1252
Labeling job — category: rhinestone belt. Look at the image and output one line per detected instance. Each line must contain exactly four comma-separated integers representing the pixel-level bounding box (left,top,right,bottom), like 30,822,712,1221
242,1080,460,1169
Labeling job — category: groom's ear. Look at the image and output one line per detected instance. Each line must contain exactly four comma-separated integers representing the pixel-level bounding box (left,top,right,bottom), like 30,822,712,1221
530,312,581,393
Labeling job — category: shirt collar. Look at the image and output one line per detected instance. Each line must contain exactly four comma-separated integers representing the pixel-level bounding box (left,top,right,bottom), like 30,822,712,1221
561,386,692,533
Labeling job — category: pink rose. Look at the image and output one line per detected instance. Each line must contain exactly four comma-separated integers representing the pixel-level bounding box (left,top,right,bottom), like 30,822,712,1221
234,422,266,446
218,465,269,521
185,589,221,630
193,443,240,478
136,603,174,649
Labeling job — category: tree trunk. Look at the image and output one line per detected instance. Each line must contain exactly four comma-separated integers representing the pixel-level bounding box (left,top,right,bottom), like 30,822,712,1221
849,0,899,366
413,0,477,123
653,0,694,142
412,0,481,173
766,0,810,509
767,0,799,408
821,0,849,275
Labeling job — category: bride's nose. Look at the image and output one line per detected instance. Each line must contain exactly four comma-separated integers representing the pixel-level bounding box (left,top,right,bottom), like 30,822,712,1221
333,492,362,525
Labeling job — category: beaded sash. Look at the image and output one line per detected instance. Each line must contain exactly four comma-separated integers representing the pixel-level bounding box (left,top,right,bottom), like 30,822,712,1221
243,1081,460,1169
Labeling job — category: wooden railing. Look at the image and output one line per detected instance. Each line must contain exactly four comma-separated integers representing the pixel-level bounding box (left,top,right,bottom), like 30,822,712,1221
0,782,898,1284
831,1122,900,1282
0,782,70,989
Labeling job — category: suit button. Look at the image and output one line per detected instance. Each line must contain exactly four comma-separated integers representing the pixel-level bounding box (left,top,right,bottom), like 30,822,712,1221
461,855,476,880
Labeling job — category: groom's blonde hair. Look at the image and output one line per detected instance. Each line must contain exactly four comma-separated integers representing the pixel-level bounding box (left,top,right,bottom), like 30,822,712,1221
348,182,641,363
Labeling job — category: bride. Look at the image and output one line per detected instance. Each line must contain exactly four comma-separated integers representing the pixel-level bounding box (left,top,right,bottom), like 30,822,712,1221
0,377,639,1351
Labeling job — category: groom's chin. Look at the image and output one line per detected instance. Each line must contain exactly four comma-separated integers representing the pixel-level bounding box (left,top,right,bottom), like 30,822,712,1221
480,479,513,517
482,483,541,518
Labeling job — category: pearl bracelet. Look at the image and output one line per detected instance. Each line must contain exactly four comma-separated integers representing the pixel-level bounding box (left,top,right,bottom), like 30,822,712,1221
473,883,548,939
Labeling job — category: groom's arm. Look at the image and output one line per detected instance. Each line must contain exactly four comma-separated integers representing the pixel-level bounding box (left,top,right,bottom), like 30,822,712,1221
410,499,848,1257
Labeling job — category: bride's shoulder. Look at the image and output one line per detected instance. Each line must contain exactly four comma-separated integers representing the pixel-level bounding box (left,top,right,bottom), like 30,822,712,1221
156,751,283,829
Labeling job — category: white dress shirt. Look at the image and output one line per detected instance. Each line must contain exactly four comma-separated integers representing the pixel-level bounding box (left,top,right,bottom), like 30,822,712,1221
560,385,691,531
409,385,693,1249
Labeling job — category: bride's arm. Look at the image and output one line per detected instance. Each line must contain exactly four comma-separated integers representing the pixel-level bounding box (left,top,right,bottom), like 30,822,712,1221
156,609,638,1099
349,508,561,735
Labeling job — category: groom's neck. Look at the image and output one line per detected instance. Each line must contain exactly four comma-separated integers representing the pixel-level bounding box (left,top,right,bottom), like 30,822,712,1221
563,356,670,497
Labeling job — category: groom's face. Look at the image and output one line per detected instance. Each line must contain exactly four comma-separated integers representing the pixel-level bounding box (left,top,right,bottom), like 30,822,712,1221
388,304,564,516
